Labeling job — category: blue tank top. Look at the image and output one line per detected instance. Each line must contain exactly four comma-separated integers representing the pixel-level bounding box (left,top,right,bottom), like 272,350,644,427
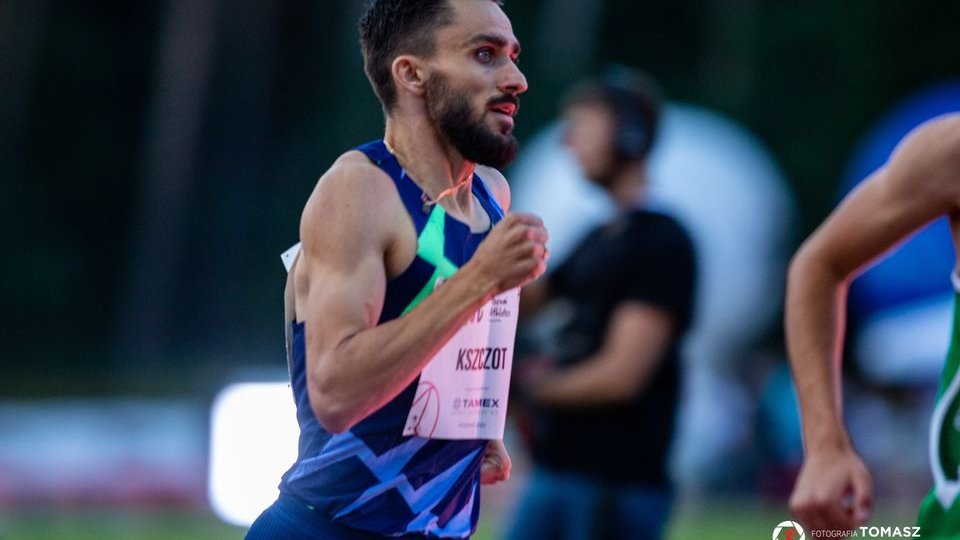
279,140,505,538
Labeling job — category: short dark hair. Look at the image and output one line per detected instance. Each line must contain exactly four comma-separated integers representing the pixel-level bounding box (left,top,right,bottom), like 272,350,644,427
563,66,662,161
358,0,503,112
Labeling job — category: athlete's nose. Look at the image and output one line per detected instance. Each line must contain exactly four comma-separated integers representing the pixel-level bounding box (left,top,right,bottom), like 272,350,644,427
499,60,528,96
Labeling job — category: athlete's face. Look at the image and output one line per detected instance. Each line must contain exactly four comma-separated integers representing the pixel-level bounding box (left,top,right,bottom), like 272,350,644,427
563,102,618,185
424,0,527,168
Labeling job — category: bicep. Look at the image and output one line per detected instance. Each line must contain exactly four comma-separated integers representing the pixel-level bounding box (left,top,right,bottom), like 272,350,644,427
802,167,949,280
298,247,387,358
294,164,395,362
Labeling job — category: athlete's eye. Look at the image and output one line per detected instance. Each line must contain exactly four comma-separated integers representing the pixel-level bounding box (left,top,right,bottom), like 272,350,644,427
475,48,494,63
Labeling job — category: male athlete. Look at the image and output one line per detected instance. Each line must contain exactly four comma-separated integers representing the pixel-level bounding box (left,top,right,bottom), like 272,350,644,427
246,1,547,538
788,113,960,537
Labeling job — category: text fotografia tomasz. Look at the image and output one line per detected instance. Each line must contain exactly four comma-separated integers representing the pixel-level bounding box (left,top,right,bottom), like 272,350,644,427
809,526,921,538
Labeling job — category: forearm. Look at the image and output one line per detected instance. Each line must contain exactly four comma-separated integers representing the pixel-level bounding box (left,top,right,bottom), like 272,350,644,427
785,246,853,453
532,355,637,407
309,265,496,431
533,304,672,408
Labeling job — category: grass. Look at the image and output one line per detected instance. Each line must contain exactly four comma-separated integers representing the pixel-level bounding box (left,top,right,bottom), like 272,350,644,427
0,498,920,540
0,508,244,540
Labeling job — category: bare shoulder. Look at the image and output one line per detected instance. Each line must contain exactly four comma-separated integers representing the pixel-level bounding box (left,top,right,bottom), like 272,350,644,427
290,150,405,323
475,165,512,212
925,113,960,167
876,114,960,202
911,112,960,143
300,150,399,240
890,114,960,177
306,150,395,210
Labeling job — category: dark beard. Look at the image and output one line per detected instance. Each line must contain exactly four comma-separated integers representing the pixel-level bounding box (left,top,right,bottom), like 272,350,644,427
425,75,519,169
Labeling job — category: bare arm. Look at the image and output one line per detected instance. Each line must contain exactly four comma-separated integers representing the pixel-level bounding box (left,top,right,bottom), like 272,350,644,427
532,303,675,406
787,114,960,529
296,158,548,433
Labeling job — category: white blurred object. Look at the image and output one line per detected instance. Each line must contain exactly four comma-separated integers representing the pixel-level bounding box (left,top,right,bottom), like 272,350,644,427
647,105,795,364
510,103,796,491
0,399,206,504
855,293,953,385
208,382,299,526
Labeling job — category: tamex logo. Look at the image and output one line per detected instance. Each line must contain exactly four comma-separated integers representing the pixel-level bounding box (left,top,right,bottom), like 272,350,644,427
773,521,805,540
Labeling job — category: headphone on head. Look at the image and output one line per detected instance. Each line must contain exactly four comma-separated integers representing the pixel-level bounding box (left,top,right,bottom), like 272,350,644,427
600,65,660,161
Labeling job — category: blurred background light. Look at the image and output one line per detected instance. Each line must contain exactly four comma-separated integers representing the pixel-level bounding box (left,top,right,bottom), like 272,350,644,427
208,382,298,527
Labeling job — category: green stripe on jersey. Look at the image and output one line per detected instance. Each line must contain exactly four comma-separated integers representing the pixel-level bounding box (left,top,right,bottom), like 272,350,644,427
401,205,460,316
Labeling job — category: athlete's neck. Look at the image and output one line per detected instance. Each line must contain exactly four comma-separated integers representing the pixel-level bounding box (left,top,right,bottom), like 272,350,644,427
383,116,476,210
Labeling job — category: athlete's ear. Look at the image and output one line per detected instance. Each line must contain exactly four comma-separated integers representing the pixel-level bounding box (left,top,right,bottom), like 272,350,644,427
392,55,428,98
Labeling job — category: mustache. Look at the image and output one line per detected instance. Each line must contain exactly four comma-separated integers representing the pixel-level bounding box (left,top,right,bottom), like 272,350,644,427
488,94,520,114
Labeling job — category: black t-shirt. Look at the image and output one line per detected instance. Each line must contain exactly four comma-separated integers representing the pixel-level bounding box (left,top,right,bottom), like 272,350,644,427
530,209,696,487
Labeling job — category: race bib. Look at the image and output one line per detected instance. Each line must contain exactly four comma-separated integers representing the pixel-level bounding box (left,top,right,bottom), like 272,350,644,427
403,287,520,440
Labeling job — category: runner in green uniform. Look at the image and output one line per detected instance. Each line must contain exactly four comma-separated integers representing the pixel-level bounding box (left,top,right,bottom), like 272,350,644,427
787,113,960,535
917,272,960,536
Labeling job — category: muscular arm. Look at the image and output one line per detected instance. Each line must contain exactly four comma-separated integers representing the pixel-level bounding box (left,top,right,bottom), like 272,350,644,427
531,303,675,406
787,114,960,528
296,158,547,433
788,115,960,452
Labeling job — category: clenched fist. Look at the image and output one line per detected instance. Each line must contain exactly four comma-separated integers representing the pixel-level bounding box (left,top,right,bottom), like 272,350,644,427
465,212,549,295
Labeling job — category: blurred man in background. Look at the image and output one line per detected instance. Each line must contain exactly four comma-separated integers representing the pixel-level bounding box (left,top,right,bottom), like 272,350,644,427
508,69,697,540
787,113,960,537
246,1,548,538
